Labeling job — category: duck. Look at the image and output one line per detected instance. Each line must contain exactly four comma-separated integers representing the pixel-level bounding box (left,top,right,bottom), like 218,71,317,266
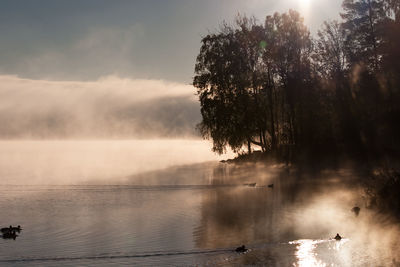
334,233,342,241
351,206,361,216
235,245,248,253
2,231,17,240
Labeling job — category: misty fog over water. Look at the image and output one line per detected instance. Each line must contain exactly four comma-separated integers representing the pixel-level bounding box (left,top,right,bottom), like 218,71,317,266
1,151,400,266
0,75,200,138
0,140,232,185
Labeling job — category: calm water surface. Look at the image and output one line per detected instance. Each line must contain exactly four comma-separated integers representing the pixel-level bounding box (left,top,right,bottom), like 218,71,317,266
0,141,399,266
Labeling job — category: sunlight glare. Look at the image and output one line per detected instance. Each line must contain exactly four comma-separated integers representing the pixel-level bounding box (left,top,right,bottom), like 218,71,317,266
298,0,312,22
289,239,327,267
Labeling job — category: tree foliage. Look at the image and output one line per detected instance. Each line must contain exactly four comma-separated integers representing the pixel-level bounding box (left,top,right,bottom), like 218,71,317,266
193,3,400,157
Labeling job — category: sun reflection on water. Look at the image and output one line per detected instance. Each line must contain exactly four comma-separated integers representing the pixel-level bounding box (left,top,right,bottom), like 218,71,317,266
289,239,326,267
332,238,349,251
289,238,350,267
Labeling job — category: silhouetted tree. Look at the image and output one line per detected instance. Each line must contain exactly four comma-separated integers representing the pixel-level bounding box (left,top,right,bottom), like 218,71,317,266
193,20,260,153
314,21,364,153
193,0,400,217
194,11,314,154
269,11,313,147
194,3,400,158
341,0,388,71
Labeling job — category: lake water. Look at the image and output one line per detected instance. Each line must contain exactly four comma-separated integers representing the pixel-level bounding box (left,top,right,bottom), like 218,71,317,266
0,140,399,266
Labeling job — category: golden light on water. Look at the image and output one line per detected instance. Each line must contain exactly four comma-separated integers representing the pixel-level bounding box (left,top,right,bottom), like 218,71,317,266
289,238,350,267
333,238,348,251
290,239,326,267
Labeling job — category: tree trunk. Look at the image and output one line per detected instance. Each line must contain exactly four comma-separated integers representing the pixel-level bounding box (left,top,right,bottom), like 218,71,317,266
267,67,277,150
259,131,265,152
247,140,252,154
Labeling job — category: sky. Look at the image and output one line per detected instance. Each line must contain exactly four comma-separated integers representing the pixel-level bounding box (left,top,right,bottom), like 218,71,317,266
0,0,343,138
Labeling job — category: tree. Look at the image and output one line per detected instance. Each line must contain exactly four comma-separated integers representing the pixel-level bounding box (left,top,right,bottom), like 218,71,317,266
193,1,400,159
193,20,260,154
193,11,314,154
341,0,388,71
383,0,400,20
269,11,313,146
313,20,364,153
314,21,348,77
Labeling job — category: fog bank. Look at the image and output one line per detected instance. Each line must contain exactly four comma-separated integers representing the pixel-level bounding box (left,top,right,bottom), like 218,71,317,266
0,140,232,185
0,75,200,138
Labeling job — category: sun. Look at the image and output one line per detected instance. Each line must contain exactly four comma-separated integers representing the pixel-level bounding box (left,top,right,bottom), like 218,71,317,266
298,0,312,19
299,0,311,9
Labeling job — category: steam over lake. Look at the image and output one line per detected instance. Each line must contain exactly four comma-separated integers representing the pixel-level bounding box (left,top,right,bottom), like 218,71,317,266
0,140,229,185
0,140,399,266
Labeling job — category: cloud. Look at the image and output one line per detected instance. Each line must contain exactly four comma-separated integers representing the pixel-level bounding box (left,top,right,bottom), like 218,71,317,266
0,75,200,138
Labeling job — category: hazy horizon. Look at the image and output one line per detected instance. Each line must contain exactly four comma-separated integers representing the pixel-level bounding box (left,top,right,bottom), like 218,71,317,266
0,75,201,139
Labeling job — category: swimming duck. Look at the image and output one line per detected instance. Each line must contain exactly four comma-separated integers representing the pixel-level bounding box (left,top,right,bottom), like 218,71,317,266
351,206,360,216
334,233,342,241
235,245,248,253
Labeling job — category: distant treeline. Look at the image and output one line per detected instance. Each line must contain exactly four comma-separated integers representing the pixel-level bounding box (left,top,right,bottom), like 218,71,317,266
193,0,400,159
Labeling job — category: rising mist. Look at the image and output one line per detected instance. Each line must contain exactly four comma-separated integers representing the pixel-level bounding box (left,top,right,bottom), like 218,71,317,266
0,75,200,139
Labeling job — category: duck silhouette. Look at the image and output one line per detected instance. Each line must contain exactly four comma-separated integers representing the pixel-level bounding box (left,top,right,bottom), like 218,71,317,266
334,233,342,241
235,245,248,253
351,206,360,216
